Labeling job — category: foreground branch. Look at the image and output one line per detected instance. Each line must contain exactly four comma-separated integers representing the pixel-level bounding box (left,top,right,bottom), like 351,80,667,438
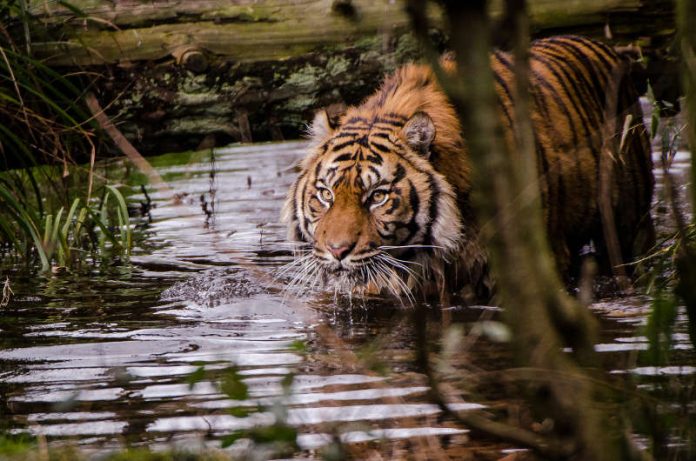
407,1,648,459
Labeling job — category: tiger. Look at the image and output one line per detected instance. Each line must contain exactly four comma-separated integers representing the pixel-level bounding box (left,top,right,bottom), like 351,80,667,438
281,35,654,303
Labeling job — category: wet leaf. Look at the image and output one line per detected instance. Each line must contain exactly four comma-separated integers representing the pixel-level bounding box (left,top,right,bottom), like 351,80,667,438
643,294,678,365
220,431,245,448
356,340,390,376
250,424,297,444
289,339,307,353
228,406,254,418
220,367,248,400
281,372,295,394
185,365,205,389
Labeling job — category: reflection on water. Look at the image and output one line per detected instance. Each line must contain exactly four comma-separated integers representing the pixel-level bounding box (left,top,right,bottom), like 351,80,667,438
0,141,693,457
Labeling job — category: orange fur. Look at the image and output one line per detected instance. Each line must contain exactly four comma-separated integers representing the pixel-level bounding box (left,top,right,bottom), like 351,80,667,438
282,35,654,302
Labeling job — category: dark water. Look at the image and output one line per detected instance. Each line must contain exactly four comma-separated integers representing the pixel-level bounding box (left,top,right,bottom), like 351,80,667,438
0,141,693,458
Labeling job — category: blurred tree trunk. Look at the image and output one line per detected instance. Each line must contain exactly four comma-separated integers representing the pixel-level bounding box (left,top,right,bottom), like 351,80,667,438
675,0,696,349
408,0,649,458
13,0,678,154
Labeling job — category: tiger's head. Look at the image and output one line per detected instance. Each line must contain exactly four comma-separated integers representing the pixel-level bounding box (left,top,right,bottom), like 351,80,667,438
281,109,463,297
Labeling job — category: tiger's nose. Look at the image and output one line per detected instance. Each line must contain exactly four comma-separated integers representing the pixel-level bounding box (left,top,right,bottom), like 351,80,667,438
327,242,354,260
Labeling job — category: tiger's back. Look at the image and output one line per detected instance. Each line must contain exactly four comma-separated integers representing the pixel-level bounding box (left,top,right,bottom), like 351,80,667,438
282,35,654,302
494,35,654,273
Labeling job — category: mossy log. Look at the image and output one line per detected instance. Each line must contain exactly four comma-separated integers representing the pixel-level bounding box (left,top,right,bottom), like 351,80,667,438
22,0,676,153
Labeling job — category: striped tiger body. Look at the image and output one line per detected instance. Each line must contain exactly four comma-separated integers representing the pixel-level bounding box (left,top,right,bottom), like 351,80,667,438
282,35,654,302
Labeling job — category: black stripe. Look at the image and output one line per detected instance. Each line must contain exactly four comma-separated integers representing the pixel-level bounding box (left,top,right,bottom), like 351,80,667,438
374,119,405,127
369,141,391,154
326,166,338,181
332,131,361,139
383,112,408,121
572,36,617,74
366,153,383,165
345,116,367,124
313,160,323,178
357,135,370,147
333,139,357,151
546,35,614,78
333,153,353,163
423,175,439,246
494,49,514,71
408,181,420,217
549,39,610,103
393,164,406,184
530,66,579,147
354,164,363,187
533,42,604,123
385,196,401,215
531,53,595,149
493,72,514,128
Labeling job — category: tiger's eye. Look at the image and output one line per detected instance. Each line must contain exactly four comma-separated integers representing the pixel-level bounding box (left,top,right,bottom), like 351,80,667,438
319,188,333,203
370,190,387,205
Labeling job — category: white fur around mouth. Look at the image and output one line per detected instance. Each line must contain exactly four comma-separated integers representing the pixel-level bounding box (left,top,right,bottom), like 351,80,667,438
278,250,419,302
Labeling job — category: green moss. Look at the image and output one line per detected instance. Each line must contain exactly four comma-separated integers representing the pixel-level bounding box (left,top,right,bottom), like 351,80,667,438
283,94,317,112
284,64,323,90
394,33,420,62
164,117,235,135
199,6,278,23
326,56,350,77
179,74,209,93
353,34,383,50
174,92,222,107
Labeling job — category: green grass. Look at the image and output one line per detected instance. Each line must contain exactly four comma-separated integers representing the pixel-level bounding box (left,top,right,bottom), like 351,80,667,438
0,167,133,271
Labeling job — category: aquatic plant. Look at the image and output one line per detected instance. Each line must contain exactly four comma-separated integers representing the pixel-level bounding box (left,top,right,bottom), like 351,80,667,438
0,178,132,271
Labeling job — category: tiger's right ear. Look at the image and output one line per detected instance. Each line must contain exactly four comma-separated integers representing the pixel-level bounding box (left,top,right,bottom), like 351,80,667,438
309,104,346,145
309,107,343,144
309,109,338,145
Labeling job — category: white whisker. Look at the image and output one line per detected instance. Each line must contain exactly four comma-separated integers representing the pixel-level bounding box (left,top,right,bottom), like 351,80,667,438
378,244,445,250
376,254,419,281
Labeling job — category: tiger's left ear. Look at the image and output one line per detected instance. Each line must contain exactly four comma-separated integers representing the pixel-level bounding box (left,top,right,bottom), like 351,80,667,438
403,112,436,157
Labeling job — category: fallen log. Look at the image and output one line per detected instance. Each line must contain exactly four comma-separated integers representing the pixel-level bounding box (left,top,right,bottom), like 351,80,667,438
20,0,677,153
